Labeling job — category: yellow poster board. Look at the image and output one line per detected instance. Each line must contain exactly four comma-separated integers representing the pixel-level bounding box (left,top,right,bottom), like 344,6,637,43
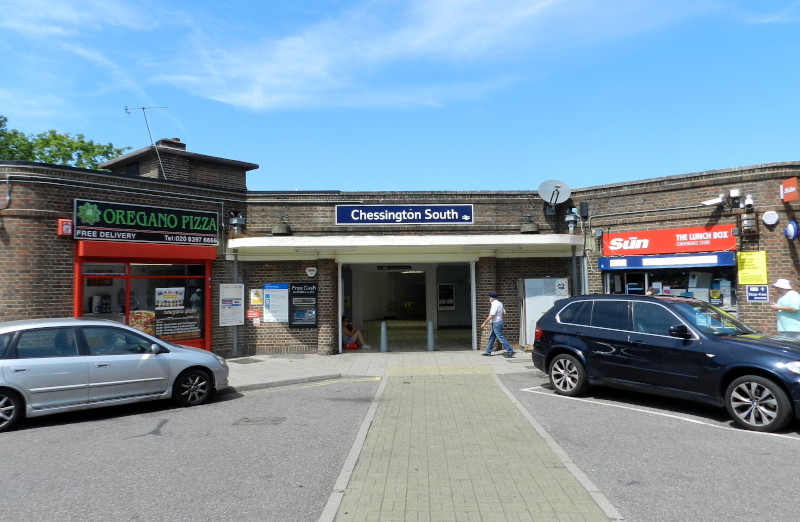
737,251,768,285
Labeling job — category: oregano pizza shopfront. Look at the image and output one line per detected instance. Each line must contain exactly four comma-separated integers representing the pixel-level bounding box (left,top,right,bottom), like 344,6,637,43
72,199,219,350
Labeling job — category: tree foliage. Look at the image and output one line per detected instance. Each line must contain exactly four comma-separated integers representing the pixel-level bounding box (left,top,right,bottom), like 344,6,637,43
0,115,131,170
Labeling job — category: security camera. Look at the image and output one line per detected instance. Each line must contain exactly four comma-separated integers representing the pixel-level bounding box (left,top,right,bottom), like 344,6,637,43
701,194,725,206
743,195,754,209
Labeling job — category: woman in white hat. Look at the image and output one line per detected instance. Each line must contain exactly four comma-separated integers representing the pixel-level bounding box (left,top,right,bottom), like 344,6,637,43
770,279,800,338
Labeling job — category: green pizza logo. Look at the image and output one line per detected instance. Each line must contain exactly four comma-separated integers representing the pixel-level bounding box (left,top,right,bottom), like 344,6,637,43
77,202,102,225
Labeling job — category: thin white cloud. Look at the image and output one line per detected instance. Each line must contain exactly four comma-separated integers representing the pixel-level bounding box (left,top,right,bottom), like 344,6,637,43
157,0,717,110
0,0,156,36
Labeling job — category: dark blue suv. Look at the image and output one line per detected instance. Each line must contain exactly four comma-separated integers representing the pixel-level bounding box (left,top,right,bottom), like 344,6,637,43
532,294,800,432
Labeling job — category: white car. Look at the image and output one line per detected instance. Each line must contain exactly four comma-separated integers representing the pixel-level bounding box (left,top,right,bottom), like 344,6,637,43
0,318,229,432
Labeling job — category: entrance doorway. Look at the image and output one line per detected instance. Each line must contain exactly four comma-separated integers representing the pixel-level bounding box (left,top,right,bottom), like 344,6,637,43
341,263,472,351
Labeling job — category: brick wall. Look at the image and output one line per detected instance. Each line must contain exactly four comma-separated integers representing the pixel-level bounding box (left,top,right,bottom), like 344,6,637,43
577,162,800,335
235,259,338,356
475,257,570,350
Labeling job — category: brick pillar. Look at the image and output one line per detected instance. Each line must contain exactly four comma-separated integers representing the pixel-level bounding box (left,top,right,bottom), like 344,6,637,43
316,259,339,355
476,257,498,350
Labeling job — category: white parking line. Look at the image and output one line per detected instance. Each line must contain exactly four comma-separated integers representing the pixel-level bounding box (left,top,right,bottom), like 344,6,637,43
520,386,800,441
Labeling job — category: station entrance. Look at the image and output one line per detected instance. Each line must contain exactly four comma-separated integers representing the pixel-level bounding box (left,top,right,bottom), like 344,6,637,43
340,263,474,351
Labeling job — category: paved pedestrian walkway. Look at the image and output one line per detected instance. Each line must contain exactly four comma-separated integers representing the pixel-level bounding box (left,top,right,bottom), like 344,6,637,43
225,351,623,521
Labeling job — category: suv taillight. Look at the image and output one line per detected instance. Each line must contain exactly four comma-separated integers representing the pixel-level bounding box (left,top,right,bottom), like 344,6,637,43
534,325,543,341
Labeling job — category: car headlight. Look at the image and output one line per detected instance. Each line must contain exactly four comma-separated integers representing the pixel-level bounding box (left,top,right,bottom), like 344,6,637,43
213,354,228,367
785,361,800,375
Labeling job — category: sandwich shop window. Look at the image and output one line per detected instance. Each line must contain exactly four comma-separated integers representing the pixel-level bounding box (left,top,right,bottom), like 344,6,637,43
80,261,209,348
599,252,738,312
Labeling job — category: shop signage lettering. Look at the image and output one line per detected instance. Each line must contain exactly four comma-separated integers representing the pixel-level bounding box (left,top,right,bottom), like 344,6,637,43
602,225,737,256
73,199,219,246
781,177,798,202
336,204,474,225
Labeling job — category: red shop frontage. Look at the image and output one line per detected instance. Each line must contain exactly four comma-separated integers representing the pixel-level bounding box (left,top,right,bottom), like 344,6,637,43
70,199,219,350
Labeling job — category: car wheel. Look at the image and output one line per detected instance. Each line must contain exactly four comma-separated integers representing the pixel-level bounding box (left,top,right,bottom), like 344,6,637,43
725,375,793,432
0,389,23,433
173,369,212,407
548,354,587,396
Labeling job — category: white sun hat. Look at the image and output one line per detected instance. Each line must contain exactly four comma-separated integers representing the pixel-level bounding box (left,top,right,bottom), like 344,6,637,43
773,278,793,290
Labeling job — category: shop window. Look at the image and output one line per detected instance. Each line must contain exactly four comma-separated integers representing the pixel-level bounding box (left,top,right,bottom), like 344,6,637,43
131,264,203,276
80,262,205,345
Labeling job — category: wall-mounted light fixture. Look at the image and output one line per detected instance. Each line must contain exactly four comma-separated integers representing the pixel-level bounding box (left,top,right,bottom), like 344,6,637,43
565,212,578,234
592,228,603,237
229,212,246,234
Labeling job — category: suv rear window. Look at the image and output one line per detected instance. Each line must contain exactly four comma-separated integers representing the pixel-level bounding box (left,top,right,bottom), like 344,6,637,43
558,301,593,325
590,300,631,330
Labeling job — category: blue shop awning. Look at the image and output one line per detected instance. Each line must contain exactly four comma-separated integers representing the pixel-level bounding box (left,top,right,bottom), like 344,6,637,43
598,251,736,270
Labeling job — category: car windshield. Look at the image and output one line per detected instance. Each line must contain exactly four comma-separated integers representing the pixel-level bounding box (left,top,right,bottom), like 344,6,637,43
669,300,754,336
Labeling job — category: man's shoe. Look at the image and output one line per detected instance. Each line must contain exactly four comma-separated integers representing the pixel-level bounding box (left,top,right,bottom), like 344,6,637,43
482,353,492,356
362,344,372,349
503,351,516,358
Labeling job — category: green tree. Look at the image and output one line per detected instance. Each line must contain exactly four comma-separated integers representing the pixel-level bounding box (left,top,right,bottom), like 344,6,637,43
0,115,130,170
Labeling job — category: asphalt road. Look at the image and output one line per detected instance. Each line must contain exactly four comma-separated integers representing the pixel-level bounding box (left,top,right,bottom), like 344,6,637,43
500,368,800,522
0,378,380,522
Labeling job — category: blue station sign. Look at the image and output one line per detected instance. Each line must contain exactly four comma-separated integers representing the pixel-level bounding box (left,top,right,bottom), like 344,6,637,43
336,204,474,225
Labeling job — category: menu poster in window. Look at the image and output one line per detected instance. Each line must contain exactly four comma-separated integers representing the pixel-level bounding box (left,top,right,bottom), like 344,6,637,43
219,284,245,326
289,283,317,328
263,283,289,323
156,307,201,341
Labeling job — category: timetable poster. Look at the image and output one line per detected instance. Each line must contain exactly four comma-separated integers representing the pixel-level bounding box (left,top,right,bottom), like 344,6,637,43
263,283,289,322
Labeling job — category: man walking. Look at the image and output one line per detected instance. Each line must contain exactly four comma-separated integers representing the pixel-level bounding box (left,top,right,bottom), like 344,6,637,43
481,291,515,357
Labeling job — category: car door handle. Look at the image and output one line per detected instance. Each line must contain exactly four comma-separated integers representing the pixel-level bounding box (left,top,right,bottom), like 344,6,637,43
95,363,111,368
11,368,30,373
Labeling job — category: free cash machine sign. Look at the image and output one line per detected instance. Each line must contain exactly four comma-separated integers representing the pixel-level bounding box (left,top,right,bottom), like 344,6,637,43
73,199,219,246
336,204,474,225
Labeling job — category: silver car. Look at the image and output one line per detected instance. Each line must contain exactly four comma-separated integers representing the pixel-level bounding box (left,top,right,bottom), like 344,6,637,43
0,318,229,432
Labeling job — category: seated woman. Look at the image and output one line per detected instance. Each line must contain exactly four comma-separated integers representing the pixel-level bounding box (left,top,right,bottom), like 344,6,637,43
342,316,372,349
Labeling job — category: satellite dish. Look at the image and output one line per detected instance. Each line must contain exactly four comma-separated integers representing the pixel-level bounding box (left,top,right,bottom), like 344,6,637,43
537,180,572,206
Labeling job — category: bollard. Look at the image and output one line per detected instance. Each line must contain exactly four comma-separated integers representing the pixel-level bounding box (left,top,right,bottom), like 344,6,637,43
380,321,389,352
427,321,435,351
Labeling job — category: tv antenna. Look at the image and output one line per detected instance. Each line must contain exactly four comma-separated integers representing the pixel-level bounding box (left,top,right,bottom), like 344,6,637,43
537,179,571,215
125,105,168,180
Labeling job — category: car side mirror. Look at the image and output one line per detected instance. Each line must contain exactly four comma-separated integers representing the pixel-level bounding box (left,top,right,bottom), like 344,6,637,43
668,324,691,339
150,343,165,354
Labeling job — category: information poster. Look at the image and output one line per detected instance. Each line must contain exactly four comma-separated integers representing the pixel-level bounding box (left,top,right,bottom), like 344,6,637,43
219,284,244,326
263,283,289,322
736,251,768,285
289,282,317,328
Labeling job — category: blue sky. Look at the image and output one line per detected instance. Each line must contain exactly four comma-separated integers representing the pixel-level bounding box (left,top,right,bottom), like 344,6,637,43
2,0,799,192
